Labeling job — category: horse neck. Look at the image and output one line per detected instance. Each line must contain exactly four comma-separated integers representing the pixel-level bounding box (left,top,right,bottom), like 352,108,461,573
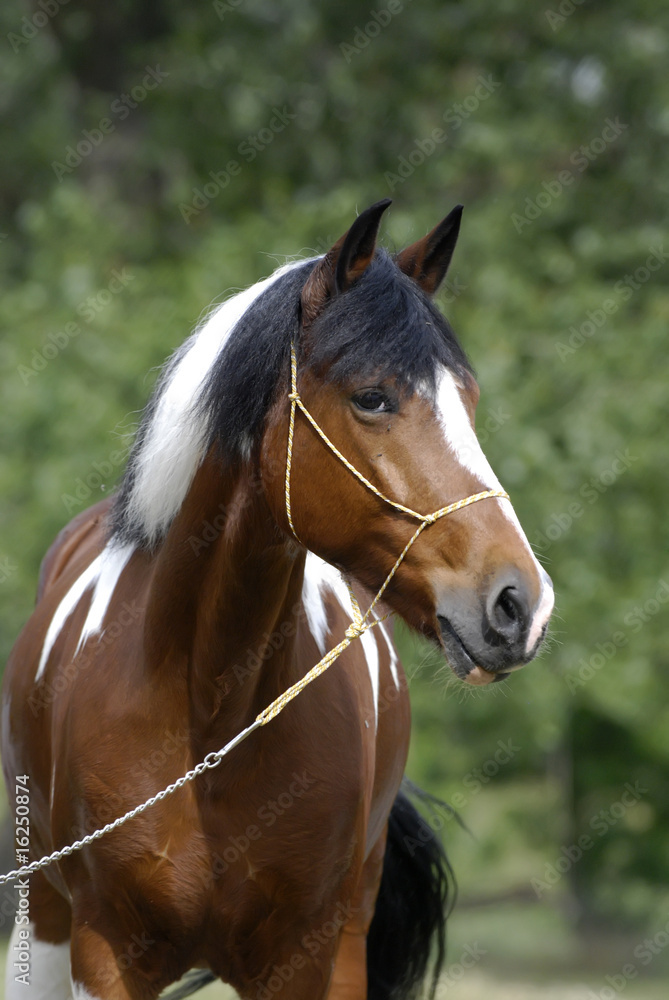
143,448,305,734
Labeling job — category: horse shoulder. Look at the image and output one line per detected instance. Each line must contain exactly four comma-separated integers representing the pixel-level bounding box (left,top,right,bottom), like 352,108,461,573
36,498,113,603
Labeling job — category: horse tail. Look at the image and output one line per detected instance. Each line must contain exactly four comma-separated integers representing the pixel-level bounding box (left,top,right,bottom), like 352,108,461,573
366,779,455,1000
160,970,216,999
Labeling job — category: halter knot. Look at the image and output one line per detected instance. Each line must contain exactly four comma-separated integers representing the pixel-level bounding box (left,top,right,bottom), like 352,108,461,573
345,623,364,640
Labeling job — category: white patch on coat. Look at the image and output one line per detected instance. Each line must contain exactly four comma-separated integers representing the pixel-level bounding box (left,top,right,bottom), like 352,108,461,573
36,554,103,682
377,619,400,688
6,923,71,1000
123,260,311,547
36,542,134,682
71,983,102,1000
302,552,381,728
74,543,135,655
301,552,330,655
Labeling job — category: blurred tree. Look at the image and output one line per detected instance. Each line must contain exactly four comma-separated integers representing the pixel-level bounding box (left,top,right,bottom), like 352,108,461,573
1,0,668,940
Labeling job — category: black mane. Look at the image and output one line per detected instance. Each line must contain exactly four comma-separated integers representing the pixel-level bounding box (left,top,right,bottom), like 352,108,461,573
200,248,472,461
111,249,472,547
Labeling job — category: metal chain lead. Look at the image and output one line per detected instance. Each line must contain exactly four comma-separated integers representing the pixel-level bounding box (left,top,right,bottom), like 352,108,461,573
1,345,509,888
0,721,263,886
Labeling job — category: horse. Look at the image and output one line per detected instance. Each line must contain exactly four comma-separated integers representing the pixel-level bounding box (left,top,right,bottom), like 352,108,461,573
2,199,554,1000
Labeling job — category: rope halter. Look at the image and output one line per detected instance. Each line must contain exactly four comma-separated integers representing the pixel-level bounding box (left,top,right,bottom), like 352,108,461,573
283,342,509,624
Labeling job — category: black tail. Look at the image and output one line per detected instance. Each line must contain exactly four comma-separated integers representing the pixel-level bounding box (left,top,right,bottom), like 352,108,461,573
160,970,216,999
367,781,455,1000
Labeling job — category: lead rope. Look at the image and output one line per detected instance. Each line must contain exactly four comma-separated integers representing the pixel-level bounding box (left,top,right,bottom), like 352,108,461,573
0,347,508,887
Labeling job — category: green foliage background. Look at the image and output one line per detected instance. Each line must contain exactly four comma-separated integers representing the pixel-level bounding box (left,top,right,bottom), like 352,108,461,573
1,0,668,984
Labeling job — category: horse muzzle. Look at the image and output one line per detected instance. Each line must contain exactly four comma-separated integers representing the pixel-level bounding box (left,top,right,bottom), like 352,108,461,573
437,568,554,686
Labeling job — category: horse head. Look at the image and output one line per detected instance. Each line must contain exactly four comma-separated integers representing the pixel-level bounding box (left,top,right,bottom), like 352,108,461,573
261,200,554,685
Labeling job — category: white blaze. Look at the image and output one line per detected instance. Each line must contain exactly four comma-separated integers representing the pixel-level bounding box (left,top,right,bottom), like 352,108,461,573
432,366,554,652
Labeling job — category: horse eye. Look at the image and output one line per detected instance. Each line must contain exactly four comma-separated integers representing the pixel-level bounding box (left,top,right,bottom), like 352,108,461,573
353,390,391,413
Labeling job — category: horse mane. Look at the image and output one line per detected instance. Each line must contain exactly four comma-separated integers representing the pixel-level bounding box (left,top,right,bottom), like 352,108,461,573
110,250,472,551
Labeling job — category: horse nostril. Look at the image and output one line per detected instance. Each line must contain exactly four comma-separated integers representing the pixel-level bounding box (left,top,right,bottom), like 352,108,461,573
489,585,527,645
498,587,520,624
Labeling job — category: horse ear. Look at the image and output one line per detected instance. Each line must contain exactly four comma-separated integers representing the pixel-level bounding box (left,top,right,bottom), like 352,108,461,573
301,199,392,328
395,205,463,295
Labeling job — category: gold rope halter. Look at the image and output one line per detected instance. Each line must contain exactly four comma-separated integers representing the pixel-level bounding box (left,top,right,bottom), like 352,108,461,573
258,344,510,725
